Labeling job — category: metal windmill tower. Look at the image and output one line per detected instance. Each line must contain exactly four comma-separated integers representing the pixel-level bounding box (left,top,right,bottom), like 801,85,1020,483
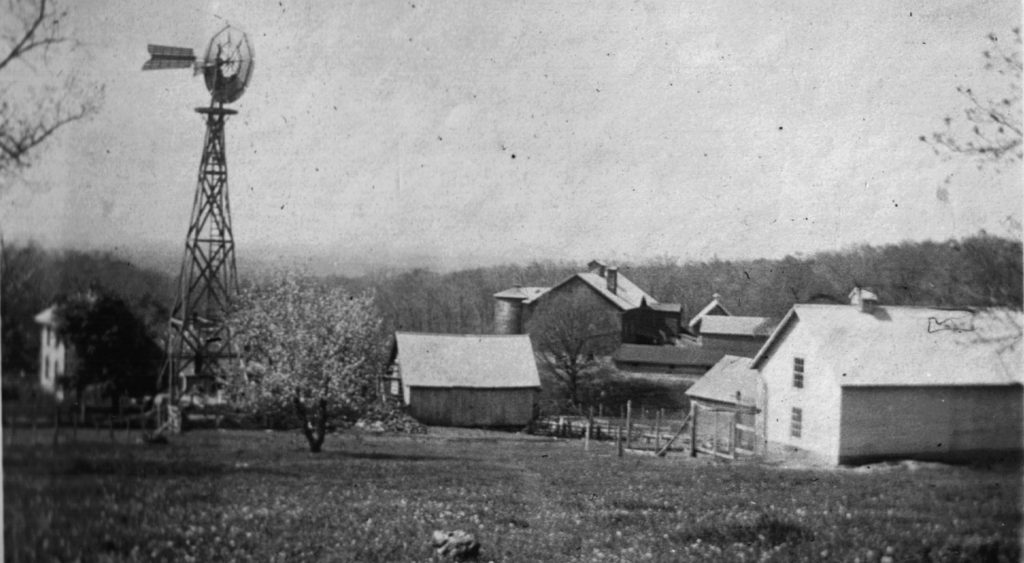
143,26,254,431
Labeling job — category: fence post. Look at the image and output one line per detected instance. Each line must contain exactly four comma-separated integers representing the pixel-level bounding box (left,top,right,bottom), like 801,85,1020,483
584,407,591,451
654,409,662,452
625,400,633,450
616,425,623,457
690,403,698,458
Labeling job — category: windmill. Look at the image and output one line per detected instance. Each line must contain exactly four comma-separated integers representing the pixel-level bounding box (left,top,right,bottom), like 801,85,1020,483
143,26,254,433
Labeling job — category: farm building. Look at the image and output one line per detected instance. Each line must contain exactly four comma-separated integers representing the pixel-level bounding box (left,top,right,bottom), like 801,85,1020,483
388,332,541,427
687,294,731,335
698,315,777,358
34,306,72,401
621,298,684,345
493,260,656,336
612,343,725,379
751,290,1023,465
686,355,763,458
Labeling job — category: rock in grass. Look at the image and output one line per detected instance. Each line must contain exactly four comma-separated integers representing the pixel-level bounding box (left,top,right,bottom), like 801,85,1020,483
431,530,480,560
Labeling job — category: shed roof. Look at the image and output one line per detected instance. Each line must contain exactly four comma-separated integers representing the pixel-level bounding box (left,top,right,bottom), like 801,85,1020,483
613,343,726,368
688,297,731,329
751,305,1023,386
686,355,758,404
700,315,776,337
394,332,541,389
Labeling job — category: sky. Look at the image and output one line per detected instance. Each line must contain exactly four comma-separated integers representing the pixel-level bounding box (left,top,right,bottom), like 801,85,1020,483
2,0,1021,274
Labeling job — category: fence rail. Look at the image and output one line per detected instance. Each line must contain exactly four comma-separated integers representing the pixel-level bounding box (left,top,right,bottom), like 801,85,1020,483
533,402,692,453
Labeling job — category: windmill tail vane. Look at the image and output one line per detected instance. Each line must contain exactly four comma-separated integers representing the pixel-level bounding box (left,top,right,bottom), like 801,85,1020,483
142,44,198,72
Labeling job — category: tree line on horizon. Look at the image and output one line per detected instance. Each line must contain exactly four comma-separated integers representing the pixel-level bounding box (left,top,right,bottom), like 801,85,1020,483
2,231,1021,377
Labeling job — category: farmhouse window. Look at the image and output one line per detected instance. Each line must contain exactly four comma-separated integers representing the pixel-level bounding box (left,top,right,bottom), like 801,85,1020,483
793,357,805,388
791,407,802,438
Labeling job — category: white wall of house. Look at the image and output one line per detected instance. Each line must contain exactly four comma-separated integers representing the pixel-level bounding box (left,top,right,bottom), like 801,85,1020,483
38,324,67,399
759,319,843,464
839,386,1023,462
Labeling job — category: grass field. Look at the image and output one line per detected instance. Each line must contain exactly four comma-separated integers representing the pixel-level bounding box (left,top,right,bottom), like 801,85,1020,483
4,428,1021,562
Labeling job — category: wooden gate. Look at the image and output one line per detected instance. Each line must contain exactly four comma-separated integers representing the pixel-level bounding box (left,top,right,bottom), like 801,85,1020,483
692,403,757,460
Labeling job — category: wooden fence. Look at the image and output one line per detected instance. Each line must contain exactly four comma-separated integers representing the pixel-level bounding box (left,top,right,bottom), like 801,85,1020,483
690,403,757,460
533,401,692,454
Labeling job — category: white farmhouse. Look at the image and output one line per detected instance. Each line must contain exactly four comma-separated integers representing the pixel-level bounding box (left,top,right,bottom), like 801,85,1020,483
33,306,69,401
751,289,1022,465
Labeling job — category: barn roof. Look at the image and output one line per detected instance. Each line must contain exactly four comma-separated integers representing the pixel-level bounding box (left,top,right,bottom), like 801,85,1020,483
524,272,654,311
613,343,726,368
750,305,1023,386
686,355,758,405
493,286,548,300
700,315,776,337
394,332,541,389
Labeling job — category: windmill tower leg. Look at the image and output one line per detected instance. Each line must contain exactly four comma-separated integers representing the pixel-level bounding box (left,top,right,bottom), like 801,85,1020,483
159,106,240,433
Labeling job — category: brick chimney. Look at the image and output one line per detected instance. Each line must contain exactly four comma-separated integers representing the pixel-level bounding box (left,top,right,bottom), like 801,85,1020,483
606,266,618,294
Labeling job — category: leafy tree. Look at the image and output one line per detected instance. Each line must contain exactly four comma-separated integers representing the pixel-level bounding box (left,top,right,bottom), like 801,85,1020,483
527,291,619,410
1,0,103,174
922,28,1022,166
227,275,386,453
55,289,162,411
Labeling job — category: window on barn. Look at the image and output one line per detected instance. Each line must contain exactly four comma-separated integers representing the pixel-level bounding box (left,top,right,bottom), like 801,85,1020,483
793,357,805,388
791,407,802,438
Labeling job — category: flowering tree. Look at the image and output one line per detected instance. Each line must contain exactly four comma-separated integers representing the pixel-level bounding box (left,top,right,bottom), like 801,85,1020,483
227,275,386,452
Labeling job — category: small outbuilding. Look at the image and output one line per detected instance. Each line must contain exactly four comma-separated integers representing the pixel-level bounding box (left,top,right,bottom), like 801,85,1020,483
686,355,763,458
612,343,726,379
751,292,1023,465
388,332,541,427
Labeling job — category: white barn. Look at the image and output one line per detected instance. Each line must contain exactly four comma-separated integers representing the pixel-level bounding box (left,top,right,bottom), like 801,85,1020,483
751,293,1023,465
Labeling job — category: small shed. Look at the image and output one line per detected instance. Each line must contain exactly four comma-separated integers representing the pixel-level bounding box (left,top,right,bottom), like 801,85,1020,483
686,355,763,458
621,298,684,345
389,332,541,427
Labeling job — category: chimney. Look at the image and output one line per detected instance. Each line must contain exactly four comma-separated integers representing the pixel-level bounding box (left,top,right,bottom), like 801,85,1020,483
849,286,879,313
607,266,618,294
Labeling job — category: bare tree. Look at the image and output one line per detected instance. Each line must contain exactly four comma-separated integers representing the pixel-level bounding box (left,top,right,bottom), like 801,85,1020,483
922,28,1022,166
1,0,103,173
528,291,619,410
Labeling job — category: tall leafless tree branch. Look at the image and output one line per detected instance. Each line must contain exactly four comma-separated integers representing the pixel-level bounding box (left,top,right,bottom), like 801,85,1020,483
1,0,103,174
922,28,1022,166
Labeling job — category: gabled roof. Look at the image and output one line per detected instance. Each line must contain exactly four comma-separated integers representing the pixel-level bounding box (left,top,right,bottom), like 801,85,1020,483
700,315,776,337
613,343,726,368
686,355,758,404
523,271,655,311
394,332,541,389
34,306,58,326
493,286,548,300
688,297,731,330
750,305,1023,387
